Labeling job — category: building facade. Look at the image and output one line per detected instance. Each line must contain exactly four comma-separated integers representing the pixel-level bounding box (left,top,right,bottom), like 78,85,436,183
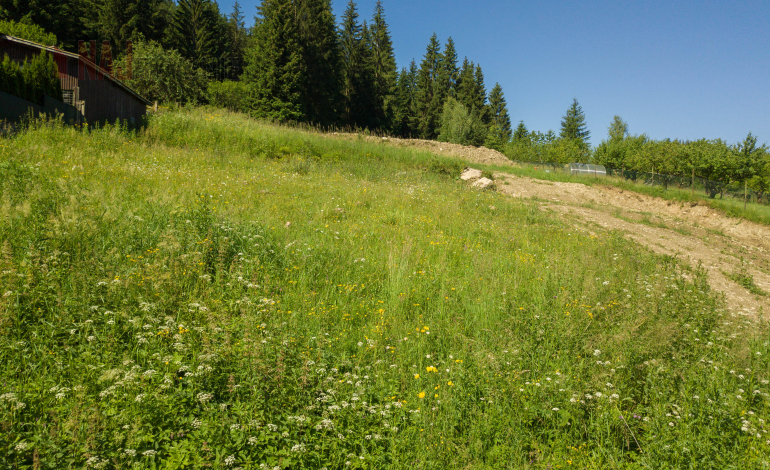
0,34,151,125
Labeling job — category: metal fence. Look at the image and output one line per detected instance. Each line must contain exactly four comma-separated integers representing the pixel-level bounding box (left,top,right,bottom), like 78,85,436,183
511,160,770,206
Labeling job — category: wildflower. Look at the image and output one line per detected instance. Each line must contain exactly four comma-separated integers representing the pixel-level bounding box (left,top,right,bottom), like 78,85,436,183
197,393,213,403
552,407,559,411
14,441,28,452
142,450,157,456
124,449,137,457
224,455,236,466
418,391,426,399
593,350,601,357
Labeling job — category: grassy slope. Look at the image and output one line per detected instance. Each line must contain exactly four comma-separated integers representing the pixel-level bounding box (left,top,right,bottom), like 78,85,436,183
0,107,768,469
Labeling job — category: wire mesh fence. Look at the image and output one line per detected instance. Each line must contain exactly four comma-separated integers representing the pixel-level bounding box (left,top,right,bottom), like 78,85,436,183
510,160,770,206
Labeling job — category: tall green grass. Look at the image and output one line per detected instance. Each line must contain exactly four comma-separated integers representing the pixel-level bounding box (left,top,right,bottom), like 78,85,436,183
0,107,768,469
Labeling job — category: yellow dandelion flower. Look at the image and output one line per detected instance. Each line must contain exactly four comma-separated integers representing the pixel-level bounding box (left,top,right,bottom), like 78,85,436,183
414,374,420,379
418,391,426,399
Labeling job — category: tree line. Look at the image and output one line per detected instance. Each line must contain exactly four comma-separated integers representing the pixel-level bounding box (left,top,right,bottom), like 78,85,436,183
2,0,766,194
0,0,517,146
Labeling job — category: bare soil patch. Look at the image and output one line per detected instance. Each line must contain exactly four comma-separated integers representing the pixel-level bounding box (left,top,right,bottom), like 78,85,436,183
494,172,770,321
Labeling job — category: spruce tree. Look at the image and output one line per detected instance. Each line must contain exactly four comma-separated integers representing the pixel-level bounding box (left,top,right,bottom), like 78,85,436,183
473,64,489,124
437,37,459,99
226,1,248,77
393,60,418,137
415,33,442,139
484,82,511,151
170,0,221,70
560,98,590,144
245,0,341,125
297,0,341,125
339,0,374,127
90,0,172,55
243,0,304,121
369,0,397,130
456,57,475,111
513,121,528,141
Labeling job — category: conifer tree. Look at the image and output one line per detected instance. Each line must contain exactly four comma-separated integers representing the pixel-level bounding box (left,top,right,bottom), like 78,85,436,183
513,121,528,141
339,0,375,127
226,1,248,77
473,64,489,124
456,57,475,111
243,0,304,121
368,0,397,130
484,82,511,151
91,0,172,55
245,0,341,124
560,98,590,144
393,60,418,137
437,37,459,99
170,0,222,70
297,0,341,125
415,33,442,139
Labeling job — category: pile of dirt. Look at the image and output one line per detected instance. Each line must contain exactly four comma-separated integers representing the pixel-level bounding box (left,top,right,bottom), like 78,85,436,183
328,132,515,167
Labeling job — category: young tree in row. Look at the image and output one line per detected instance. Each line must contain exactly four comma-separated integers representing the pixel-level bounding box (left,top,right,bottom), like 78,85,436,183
607,115,628,141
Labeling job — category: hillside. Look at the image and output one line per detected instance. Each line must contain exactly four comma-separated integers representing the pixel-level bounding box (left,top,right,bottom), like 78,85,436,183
0,108,768,469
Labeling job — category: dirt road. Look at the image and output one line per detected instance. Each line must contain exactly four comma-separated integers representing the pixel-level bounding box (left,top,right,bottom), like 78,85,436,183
493,172,770,322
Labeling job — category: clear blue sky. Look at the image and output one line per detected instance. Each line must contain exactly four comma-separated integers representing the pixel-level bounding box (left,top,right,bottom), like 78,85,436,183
223,0,770,145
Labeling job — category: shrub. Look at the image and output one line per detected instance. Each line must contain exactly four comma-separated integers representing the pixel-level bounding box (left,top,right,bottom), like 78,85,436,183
114,41,209,105
437,97,487,146
207,80,250,112
0,52,60,105
0,19,58,46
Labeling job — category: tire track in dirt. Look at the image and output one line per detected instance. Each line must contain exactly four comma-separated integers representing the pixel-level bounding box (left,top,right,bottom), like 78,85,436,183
492,172,770,322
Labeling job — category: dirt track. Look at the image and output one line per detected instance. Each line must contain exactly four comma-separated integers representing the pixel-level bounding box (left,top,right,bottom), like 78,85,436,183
493,172,770,322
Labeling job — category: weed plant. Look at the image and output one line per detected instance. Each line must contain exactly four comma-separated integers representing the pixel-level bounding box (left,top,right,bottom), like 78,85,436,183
0,108,768,469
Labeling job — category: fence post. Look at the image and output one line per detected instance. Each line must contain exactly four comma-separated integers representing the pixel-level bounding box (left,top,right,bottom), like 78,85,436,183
745,180,748,211
691,167,695,197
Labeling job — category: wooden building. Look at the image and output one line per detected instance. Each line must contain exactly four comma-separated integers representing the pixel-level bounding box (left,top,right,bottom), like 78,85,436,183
0,34,151,125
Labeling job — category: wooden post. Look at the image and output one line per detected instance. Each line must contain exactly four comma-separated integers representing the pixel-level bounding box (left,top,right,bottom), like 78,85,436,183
745,180,748,211
154,101,158,112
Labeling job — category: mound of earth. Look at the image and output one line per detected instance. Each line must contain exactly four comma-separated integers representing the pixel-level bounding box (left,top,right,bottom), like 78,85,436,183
327,132,515,167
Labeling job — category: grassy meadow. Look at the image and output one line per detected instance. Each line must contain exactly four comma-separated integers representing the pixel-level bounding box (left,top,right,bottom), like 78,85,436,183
0,107,769,469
